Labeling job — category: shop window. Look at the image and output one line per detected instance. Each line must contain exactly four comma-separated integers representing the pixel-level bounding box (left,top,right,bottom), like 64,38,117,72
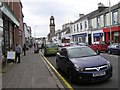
114,32,119,43
94,37,101,42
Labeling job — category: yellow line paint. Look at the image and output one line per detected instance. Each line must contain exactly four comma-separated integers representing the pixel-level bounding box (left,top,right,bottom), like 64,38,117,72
40,52,74,90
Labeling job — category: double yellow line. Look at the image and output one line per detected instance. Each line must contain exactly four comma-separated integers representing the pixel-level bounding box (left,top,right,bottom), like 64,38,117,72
40,52,74,90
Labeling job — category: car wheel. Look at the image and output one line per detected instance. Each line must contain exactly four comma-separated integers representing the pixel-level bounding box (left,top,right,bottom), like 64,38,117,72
108,49,111,54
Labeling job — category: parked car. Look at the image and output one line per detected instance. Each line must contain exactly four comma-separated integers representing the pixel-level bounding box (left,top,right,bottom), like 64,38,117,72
90,41,108,53
56,46,112,83
43,43,58,56
78,42,88,46
70,42,78,46
107,43,120,55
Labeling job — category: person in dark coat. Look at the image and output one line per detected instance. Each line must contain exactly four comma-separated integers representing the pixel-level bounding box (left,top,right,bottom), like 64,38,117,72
22,44,26,56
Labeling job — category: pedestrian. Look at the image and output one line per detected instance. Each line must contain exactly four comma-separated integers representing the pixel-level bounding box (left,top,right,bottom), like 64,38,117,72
22,44,26,56
15,43,22,63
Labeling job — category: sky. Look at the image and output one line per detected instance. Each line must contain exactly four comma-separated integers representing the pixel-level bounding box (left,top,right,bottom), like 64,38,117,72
21,0,119,38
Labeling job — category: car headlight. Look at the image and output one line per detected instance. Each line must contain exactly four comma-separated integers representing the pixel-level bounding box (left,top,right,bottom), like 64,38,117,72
74,64,84,72
107,61,111,67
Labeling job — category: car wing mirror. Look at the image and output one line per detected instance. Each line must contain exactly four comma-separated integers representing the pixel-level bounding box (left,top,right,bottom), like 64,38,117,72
116,46,119,48
57,52,60,56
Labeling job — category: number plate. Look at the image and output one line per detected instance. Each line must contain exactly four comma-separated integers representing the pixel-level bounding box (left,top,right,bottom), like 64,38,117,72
93,71,106,77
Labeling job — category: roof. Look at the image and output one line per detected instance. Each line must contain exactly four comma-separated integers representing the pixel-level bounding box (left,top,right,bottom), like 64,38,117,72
74,2,120,22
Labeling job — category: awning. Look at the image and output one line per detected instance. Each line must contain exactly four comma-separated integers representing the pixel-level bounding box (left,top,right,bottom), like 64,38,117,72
0,2,19,26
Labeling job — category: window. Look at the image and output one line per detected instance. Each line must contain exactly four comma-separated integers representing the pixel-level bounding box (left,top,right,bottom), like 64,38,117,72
97,16,100,28
74,25,75,32
80,23,82,30
85,21,87,28
77,24,79,32
60,48,67,56
112,11,118,25
104,14,107,26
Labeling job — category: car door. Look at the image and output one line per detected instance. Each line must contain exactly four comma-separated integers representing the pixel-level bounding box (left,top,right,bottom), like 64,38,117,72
59,48,68,72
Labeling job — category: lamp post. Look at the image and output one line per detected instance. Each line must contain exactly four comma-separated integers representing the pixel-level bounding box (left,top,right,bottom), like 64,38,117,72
109,0,112,45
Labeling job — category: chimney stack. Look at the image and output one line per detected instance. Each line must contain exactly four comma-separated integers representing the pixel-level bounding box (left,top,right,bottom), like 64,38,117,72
98,2,107,12
79,14,84,18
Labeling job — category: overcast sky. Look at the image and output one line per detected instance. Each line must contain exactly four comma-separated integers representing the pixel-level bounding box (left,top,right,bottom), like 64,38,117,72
21,0,119,38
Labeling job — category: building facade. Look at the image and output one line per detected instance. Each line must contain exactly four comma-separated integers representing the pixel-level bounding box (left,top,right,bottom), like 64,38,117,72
62,2,120,45
90,2,120,44
8,1,24,46
0,2,19,58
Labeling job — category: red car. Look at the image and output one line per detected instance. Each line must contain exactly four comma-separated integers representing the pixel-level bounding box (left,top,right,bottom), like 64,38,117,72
90,41,108,53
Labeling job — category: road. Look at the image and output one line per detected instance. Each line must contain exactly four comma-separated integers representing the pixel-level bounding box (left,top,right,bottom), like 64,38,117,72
44,52,119,89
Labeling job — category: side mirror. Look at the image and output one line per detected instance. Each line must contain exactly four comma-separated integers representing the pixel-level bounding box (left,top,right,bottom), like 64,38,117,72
116,46,119,48
97,52,100,55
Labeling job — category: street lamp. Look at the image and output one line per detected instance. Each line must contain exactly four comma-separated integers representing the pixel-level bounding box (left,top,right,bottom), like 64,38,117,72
109,0,112,45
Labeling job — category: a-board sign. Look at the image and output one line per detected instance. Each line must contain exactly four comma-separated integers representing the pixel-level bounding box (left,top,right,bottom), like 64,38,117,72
7,51,15,60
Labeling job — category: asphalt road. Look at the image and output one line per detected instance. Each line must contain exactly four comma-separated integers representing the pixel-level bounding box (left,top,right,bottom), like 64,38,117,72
45,53,119,89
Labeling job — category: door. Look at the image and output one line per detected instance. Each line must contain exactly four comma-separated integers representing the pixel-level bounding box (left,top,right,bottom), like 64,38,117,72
59,48,68,72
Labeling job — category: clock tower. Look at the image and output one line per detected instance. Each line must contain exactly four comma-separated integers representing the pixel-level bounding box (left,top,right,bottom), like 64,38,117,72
49,15,55,41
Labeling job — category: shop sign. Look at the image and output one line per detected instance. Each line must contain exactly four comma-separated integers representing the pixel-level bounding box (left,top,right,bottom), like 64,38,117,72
72,33,87,38
93,33,103,37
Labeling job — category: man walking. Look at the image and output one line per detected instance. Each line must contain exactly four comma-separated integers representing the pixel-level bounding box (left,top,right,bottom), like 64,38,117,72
15,43,22,63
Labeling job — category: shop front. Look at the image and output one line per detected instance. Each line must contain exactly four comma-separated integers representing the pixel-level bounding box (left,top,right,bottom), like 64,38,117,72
0,2,19,57
103,26,120,43
91,30,104,44
93,32,103,42
72,33,87,43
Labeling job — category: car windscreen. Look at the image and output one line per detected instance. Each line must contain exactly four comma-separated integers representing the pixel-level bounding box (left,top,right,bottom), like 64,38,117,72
68,47,97,58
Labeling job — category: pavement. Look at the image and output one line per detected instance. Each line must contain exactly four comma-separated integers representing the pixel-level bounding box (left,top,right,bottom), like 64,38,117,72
1,47,65,89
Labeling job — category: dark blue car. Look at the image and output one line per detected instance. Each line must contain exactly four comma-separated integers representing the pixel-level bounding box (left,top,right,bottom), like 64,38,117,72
107,43,120,55
56,46,112,83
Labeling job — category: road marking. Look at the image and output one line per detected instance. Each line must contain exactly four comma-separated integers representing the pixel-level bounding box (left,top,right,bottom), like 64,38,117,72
40,52,74,90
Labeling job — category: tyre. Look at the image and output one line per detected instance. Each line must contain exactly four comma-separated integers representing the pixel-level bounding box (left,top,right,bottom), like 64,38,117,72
108,49,111,54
